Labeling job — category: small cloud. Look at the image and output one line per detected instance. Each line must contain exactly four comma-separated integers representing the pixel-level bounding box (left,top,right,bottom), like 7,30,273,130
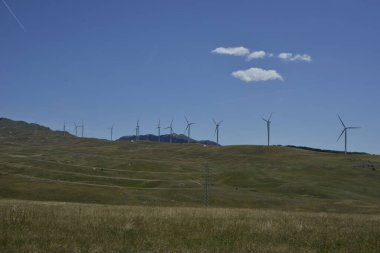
211,47,250,56
232,67,283,82
278,52,312,62
278,52,293,61
246,50,267,61
291,54,312,62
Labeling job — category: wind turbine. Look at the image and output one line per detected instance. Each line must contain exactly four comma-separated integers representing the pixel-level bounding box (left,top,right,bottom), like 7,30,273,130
63,121,66,136
108,124,114,141
165,119,174,144
184,116,196,143
79,120,84,137
73,122,78,137
135,120,140,141
262,113,272,146
157,120,161,143
213,119,222,145
337,114,360,154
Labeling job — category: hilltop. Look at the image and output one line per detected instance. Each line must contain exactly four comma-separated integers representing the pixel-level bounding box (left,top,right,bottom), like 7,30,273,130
0,118,379,213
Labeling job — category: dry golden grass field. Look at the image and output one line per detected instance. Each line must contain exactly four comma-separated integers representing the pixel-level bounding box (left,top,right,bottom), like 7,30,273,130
1,199,380,253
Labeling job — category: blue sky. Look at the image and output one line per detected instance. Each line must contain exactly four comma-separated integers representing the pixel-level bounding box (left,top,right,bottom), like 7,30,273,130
1,0,380,154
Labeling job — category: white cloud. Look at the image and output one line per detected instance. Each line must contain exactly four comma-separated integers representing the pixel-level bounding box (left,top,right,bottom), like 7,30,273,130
232,67,283,82
278,52,293,60
246,50,267,60
291,54,312,62
278,52,312,62
211,47,250,56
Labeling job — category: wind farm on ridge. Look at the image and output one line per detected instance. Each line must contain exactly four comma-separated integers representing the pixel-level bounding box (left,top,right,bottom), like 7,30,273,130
60,114,361,154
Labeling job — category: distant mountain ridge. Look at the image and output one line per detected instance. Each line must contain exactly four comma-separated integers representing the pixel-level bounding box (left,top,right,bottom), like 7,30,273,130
118,133,219,146
0,117,72,139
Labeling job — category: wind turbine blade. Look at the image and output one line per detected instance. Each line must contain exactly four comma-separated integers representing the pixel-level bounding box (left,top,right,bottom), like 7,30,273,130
337,114,346,128
185,116,189,124
218,120,223,125
268,113,273,121
212,118,217,125
337,129,345,142
262,118,267,122
214,127,217,136
347,127,360,129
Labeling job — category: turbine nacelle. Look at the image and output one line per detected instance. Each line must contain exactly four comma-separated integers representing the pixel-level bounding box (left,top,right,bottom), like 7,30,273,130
185,123,196,131
213,118,223,127
262,113,272,124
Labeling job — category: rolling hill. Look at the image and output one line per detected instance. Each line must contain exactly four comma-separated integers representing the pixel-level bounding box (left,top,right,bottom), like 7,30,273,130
0,118,379,213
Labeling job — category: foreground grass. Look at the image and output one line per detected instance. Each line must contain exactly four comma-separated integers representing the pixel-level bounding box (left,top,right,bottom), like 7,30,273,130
1,200,380,253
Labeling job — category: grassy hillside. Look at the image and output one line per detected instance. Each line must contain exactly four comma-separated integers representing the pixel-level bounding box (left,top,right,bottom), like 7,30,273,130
1,118,380,213
1,199,380,253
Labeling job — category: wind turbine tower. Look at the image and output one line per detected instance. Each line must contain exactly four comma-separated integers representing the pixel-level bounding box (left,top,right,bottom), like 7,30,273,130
80,120,84,137
157,120,161,143
213,119,222,145
337,114,360,154
135,120,140,141
184,116,196,143
73,122,78,137
63,121,66,136
262,113,272,146
109,124,114,141
165,119,174,144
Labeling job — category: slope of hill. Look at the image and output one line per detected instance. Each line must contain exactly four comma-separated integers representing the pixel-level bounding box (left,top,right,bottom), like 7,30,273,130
0,118,379,214
118,133,218,146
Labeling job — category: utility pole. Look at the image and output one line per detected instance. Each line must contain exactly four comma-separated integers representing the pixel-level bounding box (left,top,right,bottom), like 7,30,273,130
203,165,209,208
